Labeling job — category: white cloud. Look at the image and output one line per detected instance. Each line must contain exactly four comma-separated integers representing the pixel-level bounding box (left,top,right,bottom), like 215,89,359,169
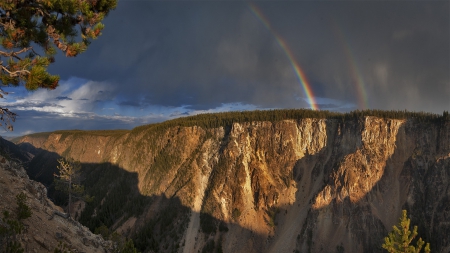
4,79,116,118
21,130,35,135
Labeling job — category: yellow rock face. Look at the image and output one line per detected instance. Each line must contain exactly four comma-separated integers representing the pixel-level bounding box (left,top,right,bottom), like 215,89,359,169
15,117,450,253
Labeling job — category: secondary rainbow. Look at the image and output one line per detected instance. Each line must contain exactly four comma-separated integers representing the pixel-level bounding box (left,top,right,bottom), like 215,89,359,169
332,22,369,109
248,3,318,110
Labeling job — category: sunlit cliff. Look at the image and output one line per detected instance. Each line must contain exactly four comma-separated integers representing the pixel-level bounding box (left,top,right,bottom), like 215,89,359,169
14,110,450,253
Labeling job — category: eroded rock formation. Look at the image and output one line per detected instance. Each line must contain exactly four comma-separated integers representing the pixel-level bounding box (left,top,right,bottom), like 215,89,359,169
0,153,114,252
14,115,450,253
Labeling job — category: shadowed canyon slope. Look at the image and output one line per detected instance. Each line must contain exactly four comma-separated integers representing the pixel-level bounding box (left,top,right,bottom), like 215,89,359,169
15,111,450,253
0,140,115,252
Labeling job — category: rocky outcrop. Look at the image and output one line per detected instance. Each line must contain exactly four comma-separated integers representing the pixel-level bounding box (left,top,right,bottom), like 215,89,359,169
0,153,114,253
14,115,450,253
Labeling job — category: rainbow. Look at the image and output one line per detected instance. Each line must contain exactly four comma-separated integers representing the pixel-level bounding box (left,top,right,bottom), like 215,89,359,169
332,22,369,109
248,3,318,110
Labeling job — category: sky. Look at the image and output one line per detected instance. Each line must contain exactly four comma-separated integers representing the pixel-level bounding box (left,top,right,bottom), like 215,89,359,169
1,0,449,136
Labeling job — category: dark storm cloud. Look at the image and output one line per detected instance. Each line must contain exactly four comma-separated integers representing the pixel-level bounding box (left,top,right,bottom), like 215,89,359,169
312,1,450,113
46,1,311,109
318,104,342,110
118,100,143,108
46,1,448,113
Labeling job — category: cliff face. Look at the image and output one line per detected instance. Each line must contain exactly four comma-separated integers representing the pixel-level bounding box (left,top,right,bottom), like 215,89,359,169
0,153,114,253
16,116,450,253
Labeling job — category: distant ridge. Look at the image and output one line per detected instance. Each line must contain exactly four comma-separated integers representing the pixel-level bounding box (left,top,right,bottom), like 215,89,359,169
18,109,448,141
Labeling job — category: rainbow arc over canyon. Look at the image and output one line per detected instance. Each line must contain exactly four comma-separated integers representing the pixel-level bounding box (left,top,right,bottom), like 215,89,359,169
332,22,369,109
249,3,318,110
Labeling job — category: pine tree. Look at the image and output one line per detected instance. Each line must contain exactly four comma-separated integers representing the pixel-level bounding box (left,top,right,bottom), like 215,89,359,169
0,0,117,130
16,192,32,220
54,158,91,217
117,239,140,253
382,210,431,253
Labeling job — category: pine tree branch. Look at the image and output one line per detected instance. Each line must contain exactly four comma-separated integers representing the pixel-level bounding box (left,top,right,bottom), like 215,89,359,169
0,47,33,59
0,64,30,77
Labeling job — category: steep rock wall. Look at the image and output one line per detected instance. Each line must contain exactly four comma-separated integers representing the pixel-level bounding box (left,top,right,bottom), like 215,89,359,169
16,117,450,253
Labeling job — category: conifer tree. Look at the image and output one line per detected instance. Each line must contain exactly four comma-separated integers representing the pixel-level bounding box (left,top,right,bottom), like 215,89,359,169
0,0,117,130
117,239,140,253
382,210,430,253
54,158,91,217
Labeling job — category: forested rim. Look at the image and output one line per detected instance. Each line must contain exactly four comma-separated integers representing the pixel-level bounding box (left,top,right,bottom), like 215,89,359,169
132,109,449,134
16,109,450,139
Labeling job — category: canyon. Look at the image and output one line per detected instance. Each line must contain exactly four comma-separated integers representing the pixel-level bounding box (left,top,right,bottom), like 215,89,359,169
7,111,450,252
